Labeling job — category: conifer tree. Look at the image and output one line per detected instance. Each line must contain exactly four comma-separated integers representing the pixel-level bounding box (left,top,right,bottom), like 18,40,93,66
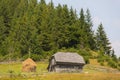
85,9,95,50
96,23,111,55
79,8,87,49
69,7,77,25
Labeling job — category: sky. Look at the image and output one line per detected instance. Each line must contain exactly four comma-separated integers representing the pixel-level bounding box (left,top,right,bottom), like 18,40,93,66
39,0,120,57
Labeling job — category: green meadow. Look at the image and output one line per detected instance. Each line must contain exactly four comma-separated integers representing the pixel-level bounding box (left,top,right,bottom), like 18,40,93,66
0,62,120,80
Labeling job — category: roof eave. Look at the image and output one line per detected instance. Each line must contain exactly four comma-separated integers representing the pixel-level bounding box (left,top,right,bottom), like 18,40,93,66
56,61,85,65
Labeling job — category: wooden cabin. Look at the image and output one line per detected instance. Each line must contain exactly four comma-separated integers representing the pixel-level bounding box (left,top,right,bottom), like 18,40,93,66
47,52,85,72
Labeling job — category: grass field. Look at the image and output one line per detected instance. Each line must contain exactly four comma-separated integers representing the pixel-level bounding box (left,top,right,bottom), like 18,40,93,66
1,73,119,80
0,61,120,80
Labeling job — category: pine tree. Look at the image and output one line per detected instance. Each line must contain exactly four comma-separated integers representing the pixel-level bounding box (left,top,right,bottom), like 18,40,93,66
69,7,77,25
0,16,6,55
0,0,20,56
79,8,88,49
85,9,95,50
40,0,46,5
96,23,111,55
118,57,120,61
111,49,115,57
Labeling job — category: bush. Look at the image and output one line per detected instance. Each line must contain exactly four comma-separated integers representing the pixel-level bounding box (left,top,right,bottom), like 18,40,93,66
117,63,120,70
0,52,21,61
42,50,57,59
97,54,106,62
118,63,120,67
108,60,117,68
0,55,4,61
97,57,105,62
100,62,104,66
31,54,43,61
117,67,120,71
83,56,90,64
23,54,43,61
59,48,78,53
78,49,91,57
0,54,13,61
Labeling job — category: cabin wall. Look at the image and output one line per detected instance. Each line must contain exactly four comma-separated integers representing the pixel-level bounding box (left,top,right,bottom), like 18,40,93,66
48,57,56,72
54,64,84,72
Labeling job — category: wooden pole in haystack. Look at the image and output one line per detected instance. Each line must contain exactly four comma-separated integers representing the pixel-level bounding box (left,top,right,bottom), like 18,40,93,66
28,48,31,58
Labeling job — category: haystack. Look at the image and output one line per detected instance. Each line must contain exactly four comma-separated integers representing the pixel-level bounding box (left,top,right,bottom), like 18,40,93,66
22,58,37,72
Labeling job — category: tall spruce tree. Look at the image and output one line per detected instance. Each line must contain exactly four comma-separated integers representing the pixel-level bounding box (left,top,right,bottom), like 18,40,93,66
85,9,95,50
79,8,90,49
79,8,86,48
96,23,111,55
0,0,20,56
69,7,77,25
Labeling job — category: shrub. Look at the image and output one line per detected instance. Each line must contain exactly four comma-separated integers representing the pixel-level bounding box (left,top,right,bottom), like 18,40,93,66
97,54,106,62
83,56,90,64
41,50,57,59
100,62,104,66
108,60,117,68
78,49,91,57
97,57,104,62
117,67,120,71
0,55,4,61
0,52,21,61
0,54,13,61
118,63,120,67
8,70,15,78
117,63,120,70
23,54,43,61
31,54,43,61
59,48,78,53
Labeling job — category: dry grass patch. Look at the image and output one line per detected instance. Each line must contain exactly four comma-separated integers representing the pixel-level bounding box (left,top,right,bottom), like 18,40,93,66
89,59,100,65
45,73,119,80
1,73,120,80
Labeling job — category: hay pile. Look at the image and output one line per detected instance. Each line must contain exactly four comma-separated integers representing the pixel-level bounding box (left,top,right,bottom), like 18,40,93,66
22,58,37,72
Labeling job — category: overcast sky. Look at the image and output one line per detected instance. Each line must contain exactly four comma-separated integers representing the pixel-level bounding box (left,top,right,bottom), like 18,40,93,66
39,0,120,57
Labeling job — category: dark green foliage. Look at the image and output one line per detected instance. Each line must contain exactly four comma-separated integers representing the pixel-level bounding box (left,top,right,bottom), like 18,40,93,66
100,62,104,66
78,49,91,64
96,23,112,55
108,60,117,68
97,57,105,63
83,56,90,64
85,9,95,50
0,0,118,69
23,53,42,61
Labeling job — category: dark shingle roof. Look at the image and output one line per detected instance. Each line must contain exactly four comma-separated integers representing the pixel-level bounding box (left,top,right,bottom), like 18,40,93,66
53,52,85,64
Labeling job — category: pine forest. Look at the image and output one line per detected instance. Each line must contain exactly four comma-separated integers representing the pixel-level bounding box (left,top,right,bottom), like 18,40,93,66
0,0,119,69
